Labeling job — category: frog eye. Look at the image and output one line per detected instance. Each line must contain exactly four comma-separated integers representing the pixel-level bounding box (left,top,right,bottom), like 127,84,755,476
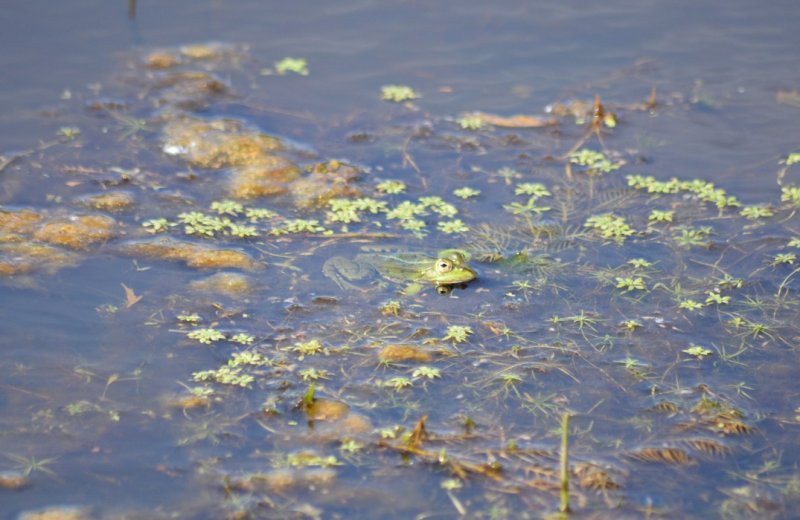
436,259,453,274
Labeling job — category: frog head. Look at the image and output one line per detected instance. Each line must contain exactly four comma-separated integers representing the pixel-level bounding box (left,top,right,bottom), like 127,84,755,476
422,249,477,285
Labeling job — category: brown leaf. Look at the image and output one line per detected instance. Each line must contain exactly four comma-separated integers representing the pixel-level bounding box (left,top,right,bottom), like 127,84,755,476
684,438,731,458
121,283,143,308
408,415,428,448
475,112,557,128
627,447,692,465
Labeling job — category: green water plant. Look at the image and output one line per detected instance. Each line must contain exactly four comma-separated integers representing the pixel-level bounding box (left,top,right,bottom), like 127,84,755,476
515,183,551,198
679,299,705,311
438,219,469,234
584,213,634,242
705,291,731,305
270,219,327,235
381,85,418,102
773,252,796,266
740,205,774,220
6,453,59,478
290,339,328,359
230,333,255,345
412,366,441,380
780,186,800,206
187,328,225,344
443,325,472,344
569,148,622,175
228,350,269,367
453,187,480,199
275,57,308,75
384,377,414,391
142,218,170,233
627,174,740,210
192,366,254,388
299,368,330,381
210,200,244,216
458,115,484,130
648,209,674,223
615,276,646,292
377,180,407,194
683,345,712,359
627,258,652,269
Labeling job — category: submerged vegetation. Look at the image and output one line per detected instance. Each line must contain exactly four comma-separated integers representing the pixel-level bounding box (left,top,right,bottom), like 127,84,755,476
2,40,800,519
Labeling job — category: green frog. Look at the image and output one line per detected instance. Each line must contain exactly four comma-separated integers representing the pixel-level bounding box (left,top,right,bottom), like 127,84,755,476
323,248,477,295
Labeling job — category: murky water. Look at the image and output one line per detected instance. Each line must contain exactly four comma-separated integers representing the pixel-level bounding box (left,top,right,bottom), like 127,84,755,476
2,1,800,518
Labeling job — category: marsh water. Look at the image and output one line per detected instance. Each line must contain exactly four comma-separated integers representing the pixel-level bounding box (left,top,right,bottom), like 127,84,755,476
2,1,800,518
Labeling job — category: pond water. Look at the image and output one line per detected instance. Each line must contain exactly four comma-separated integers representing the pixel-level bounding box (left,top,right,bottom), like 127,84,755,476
2,1,800,518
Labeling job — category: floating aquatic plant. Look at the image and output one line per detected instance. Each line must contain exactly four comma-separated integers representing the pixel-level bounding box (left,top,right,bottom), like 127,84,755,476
569,148,622,174
458,115,484,130
438,219,469,234
615,276,646,292
648,209,674,223
192,366,254,387
275,57,308,75
453,187,480,199
376,180,407,194
584,213,634,242
683,345,713,359
381,85,418,102
740,205,774,220
187,328,225,344
412,366,441,380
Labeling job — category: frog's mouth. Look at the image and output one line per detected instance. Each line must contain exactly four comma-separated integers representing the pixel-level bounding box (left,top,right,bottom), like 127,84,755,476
434,267,477,286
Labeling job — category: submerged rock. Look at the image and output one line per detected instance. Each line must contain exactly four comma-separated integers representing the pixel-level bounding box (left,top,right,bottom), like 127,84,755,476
117,237,260,270
0,242,81,276
143,51,180,70
188,272,255,297
228,157,299,199
179,42,244,61
159,392,211,411
144,42,245,69
0,208,42,238
74,191,135,213
33,214,117,249
290,160,362,209
150,72,230,110
239,467,337,492
378,344,433,363
16,505,93,520
162,116,283,170
305,398,349,422
0,470,30,490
